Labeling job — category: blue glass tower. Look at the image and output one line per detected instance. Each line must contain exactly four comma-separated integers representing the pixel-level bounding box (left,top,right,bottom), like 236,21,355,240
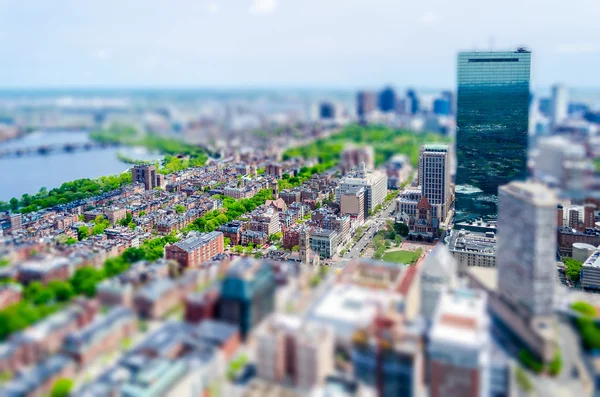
455,49,531,220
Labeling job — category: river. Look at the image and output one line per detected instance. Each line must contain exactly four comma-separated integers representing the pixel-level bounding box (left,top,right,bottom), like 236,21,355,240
0,131,162,202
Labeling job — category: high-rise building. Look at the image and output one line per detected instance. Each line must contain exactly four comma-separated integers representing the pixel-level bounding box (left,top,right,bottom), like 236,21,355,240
551,84,568,126
378,86,397,112
497,181,557,318
419,144,451,221
455,49,531,220
352,312,424,397
132,164,159,191
336,163,387,218
356,91,376,119
429,288,490,397
441,90,455,115
255,314,334,391
433,98,451,115
406,89,420,114
218,258,276,339
420,244,457,320
318,102,336,120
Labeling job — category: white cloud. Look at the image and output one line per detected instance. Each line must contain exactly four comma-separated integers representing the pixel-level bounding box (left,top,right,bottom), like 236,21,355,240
92,48,111,61
249,0,278,15
419,11,440,25
208,2,220,14
556,42,599,55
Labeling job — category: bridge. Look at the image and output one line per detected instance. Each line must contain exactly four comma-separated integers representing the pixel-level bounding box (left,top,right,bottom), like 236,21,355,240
0,142,120,159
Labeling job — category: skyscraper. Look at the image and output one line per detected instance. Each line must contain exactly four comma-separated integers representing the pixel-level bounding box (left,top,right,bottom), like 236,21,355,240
550,84,568,126
378,86,397,112
455,49,531,220
497,181,557,318
418,144,451,221
356,91,376,119
406,89,420,114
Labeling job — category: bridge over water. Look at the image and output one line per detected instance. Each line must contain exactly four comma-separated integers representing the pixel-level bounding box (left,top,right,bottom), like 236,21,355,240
0,141,120,158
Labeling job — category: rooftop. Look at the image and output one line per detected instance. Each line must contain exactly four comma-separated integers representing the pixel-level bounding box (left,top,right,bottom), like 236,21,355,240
174,231,222,253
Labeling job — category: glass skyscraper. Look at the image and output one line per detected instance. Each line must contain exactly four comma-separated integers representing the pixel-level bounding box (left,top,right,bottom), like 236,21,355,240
455,49,531,221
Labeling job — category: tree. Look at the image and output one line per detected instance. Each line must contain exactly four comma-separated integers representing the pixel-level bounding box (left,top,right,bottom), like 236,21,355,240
518,349,543,373
548,350,562,376
564,258,583,282
77,226,90,241
9,198,18,211
65,237,77,245
394,222,409,237
119,212,133,226
47,281,74,302
70,267,104,297
175,204,186,214
122,247,146,264
51,378,73,397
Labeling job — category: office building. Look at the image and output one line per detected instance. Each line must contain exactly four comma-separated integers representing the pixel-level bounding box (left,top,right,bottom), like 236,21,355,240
497,181,557,318
309,228,339,259
420,244,457,320
378,86,397,112
455,49,531,220
165,231,224,269
447,228,497,270
581,249,600,290
336,163,387,218
433,98,451,115
218,258,276,339
352,311,424,397
357,91,376,118
406,89,420,114
319,102,336,120
256,314,334,391
551,84,568,126
339,186,365,224
419,144,451,221
429,289,490,397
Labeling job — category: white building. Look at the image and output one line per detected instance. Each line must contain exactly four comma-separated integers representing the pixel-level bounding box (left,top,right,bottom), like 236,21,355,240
581,250,600,290
420,244,457,320
497,181,557,318
551,84,568,127
336,163,387,217
428,288,490,397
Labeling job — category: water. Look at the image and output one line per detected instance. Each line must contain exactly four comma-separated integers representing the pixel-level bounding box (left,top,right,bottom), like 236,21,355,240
0,131,162,202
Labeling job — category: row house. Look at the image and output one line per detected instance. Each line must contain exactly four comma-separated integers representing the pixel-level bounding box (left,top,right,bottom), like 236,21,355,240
0,299,98,375
17,256,73,285
250,207,281,236
280,190,302,206
0,284,22,310
63,307,137,367
0,354,76,397
156,215,187,235
218,220,245,246
283,227,301,250
241,230,269,246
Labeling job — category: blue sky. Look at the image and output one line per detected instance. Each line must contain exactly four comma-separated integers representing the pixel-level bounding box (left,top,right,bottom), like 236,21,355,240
0,0,599,89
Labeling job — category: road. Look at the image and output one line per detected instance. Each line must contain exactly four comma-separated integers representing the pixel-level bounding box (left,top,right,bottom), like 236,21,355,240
342,196,397,260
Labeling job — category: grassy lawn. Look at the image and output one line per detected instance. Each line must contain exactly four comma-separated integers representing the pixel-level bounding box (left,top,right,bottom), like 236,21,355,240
382,249,421,265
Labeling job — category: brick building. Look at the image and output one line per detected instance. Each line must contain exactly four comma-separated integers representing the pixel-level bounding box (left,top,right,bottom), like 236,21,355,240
165,231,224,269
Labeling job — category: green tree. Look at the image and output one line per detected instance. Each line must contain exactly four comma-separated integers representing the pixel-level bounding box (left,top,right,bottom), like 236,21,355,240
9,198,18,211
518,349,543,373
548,350,562,376
51,378,73,397
175,204,186,214
47,281,74,302
564,258,583,282
70,267,104,297
65,237,77,245
394,222,409,237
77,226,91,241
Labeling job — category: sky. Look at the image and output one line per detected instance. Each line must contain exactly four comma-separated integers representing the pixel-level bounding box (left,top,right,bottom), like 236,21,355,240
0,0,599,90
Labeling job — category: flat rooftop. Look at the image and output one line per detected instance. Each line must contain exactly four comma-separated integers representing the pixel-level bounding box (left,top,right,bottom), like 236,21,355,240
307,283,400,341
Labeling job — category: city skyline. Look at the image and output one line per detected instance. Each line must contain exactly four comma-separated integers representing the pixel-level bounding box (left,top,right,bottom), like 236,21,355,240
0,0,599,88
